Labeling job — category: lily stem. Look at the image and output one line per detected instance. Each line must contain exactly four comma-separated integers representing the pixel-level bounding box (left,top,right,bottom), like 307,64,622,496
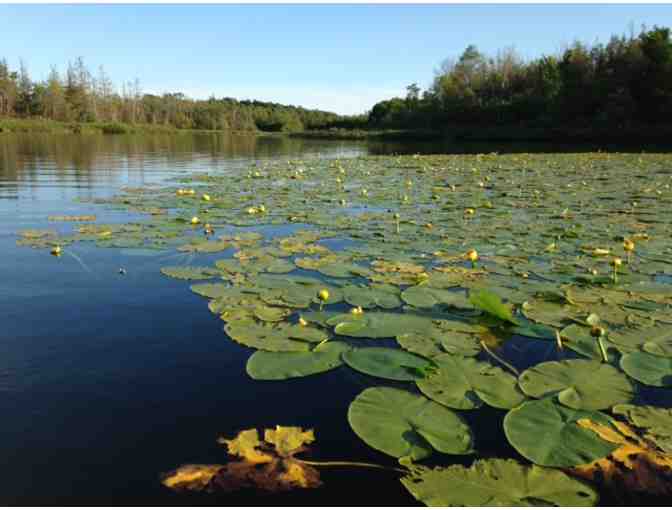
596,334,609,363
297,459,407,474
481,341,520,377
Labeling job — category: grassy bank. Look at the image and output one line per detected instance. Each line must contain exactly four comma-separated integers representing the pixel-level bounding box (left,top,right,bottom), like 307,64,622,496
0,118,258,136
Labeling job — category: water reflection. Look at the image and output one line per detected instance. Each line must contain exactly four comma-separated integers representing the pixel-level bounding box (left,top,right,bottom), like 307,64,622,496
0,132,368,187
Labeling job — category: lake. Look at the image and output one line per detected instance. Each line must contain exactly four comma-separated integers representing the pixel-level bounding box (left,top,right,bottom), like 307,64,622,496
1,132,669,506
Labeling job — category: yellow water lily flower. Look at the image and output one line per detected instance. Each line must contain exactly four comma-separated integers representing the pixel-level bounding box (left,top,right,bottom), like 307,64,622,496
190,216,200,225
202,194,211,202
465,249,479,262
50,245,61,256
318,289,330,302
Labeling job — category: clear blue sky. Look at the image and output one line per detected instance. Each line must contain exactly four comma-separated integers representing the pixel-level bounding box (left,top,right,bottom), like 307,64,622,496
2,4,672,114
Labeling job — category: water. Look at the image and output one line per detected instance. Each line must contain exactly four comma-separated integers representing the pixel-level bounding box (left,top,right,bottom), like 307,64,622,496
1,132,665,506
0,132,427,506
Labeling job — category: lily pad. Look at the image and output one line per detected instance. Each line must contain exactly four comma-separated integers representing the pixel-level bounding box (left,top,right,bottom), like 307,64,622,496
342,284,402,309
620,351,672,387
347,386,474,462
327,312,438,339
246,342,350,380
612,404,672,453
401,458,598,506
161,266,221,280
609,325,672,358
225,319,329,352
503,398,619,467
396,330,481,358
417,354,525,410
518,359,633,410
342,347,433,381
401,286,474,310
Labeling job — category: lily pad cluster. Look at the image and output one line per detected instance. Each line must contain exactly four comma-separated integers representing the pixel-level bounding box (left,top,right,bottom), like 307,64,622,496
17,152,672,505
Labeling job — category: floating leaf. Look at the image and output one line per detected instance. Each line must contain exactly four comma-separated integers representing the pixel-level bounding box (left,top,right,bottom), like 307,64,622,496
620,351,672,387
609,325,672,358
503,398,618,467
161,464,224,492
401,458,598,506
342,347,433,381
612,404,672,453
518,359,634,410
401,286,473,310
567,417,672,497
396,330,481,358
246,342,350,380
342,284,402,309
264,426,316,457
417,354,525,410
225,319,329,352
161,266,221,280
347,386,474,462
327,312,439,339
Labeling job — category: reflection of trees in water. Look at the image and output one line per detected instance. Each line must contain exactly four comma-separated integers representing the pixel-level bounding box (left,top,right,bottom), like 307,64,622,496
0,133,369,191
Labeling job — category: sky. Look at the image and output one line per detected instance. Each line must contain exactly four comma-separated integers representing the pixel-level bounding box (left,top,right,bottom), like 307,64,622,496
2,4,672,115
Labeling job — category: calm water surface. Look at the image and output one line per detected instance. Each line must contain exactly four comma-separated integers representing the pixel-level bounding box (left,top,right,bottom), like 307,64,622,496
0,133,664,506
0,132,429,506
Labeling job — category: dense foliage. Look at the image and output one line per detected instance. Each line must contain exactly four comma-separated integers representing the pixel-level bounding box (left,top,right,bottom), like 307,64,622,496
368,26,672,130
0,57,340,132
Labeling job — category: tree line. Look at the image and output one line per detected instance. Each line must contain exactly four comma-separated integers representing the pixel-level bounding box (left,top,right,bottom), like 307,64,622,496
0,57,341,132
368,25,672,131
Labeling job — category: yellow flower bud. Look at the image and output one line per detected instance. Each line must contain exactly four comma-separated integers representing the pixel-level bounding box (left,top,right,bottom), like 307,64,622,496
190,216,200,225
318,289,330,302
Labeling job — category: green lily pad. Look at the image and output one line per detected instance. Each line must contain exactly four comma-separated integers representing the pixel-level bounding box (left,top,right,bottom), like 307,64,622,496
609,324,672,358
342,347,433,381
317,262,371,278
504,398,619,467
246,341,350,380
327,312,438,339
160,266,221,280
191,282,233,299
396,330,481,358
401,286,473,310
559,324,621,361
620,351,672,387
417,354,525,410
342,284,402,309
518,359,633,410
347,386,474,462
401,458,598,506
224,319,329,352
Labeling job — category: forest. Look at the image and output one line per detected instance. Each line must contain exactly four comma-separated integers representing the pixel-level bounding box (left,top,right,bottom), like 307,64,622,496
2,25,671,136
0,57,340,133
367,26,672,132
